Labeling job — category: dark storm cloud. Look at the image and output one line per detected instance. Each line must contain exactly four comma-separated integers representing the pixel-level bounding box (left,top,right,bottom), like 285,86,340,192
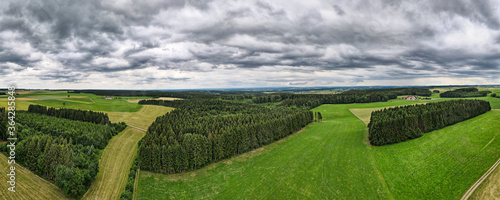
0,0,499,85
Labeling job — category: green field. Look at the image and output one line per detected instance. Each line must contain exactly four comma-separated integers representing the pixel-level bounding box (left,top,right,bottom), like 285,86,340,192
136,96,500,199
0,90,152,112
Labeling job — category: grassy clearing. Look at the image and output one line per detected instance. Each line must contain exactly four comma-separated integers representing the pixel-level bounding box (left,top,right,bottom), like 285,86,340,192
83,105,173,200
136,97,500,199
0,154,71,200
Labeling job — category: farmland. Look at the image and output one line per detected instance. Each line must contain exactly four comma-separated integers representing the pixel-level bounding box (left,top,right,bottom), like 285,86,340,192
136,95,500,199
1,88,500,199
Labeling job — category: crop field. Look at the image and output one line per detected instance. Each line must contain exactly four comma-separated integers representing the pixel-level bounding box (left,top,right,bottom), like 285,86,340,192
136,96,500,199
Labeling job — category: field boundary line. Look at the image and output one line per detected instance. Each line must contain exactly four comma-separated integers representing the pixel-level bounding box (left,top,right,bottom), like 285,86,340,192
461,156,500,200
128,124,147,132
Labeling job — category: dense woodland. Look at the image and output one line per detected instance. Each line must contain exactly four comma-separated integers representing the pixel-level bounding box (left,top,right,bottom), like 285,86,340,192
0,110,126,197
341,87,432,96
138,99,313,173
368,100,491,146
249,88,432,109
28,104,110,125
439,88,491,98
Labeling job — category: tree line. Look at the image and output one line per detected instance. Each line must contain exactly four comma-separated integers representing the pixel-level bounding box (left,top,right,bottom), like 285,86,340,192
28,104,110,125
440,88,491,98
73,90,220,99
138,99,313,174
0,110,126,197
250,88,432,109
341,87,432,96
368,99,491,146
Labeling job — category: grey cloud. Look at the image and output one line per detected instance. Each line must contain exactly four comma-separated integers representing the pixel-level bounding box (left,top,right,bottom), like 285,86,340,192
333,5,345,16
0,0,499,85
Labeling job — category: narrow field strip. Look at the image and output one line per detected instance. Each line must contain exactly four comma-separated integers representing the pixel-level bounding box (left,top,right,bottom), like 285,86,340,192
83,105,172,200
461,156,500,200
82,127,145,200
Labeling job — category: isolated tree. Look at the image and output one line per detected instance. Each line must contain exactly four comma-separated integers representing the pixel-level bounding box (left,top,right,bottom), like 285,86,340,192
433,90,440,93
492,93,497,97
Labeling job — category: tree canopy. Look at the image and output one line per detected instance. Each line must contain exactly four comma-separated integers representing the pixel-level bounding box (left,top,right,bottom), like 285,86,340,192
368,99,491,146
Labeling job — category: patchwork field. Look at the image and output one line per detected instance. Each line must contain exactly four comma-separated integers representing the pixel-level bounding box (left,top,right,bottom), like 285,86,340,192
136,96,500,199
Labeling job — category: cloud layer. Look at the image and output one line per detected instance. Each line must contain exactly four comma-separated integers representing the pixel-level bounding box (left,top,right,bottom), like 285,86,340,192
1,0,500,89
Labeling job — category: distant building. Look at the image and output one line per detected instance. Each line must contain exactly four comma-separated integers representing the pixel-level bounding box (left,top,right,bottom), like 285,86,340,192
103,96,113,100
402,96,416,100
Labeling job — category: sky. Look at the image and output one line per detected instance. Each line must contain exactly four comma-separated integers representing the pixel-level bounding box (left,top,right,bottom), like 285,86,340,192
1,0,500,89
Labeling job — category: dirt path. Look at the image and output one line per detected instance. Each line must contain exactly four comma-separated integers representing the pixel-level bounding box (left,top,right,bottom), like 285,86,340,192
128,124,147,132
461,156,500,200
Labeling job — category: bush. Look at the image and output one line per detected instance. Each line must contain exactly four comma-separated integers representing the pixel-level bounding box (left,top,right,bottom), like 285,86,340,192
492,93,497,97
